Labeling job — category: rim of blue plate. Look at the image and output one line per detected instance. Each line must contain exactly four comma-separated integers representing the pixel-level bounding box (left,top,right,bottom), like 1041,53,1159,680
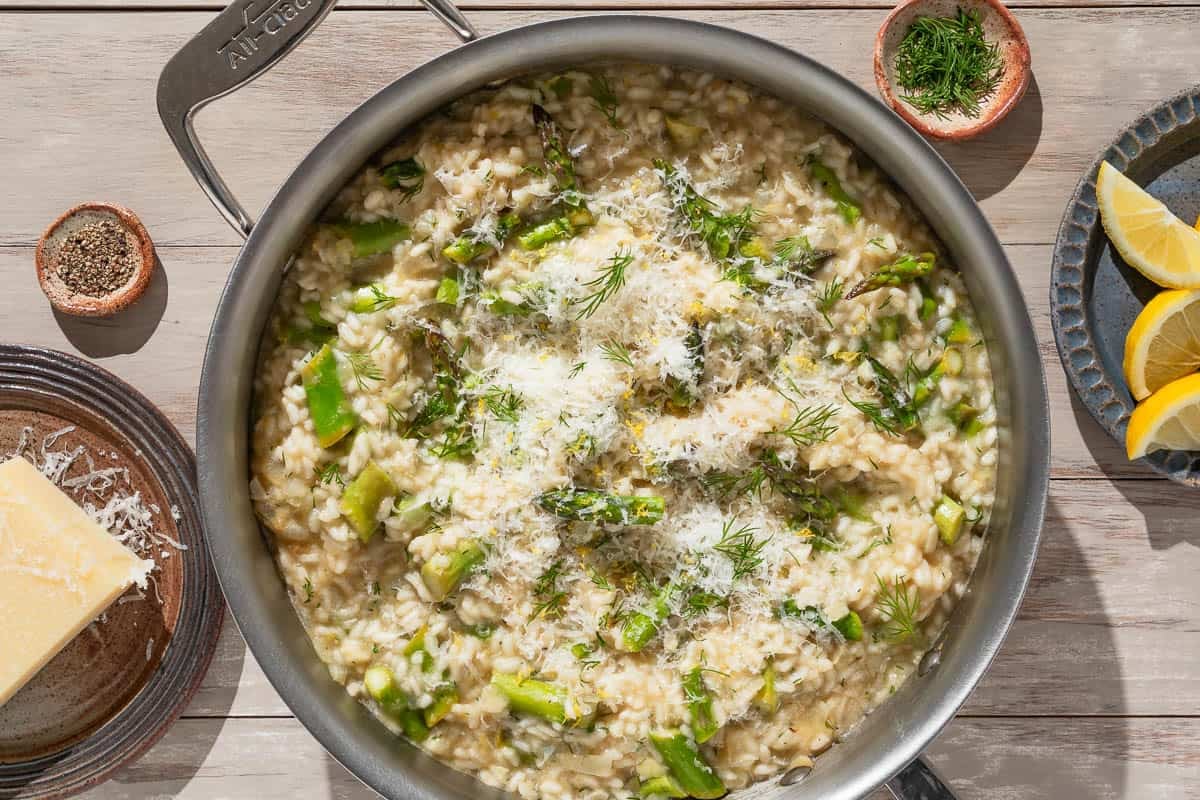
1050,84,1200,486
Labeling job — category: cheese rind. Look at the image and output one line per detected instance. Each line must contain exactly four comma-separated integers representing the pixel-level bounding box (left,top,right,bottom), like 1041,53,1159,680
0,456,153,706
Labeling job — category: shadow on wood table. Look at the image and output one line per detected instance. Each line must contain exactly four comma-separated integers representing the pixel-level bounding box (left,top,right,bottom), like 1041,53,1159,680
935,72,1044,202
51,254,169,358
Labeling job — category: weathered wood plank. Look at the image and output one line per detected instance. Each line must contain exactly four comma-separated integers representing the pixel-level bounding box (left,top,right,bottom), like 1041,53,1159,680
3,0,1193,10
0,10,1197,247
79,715,1200,799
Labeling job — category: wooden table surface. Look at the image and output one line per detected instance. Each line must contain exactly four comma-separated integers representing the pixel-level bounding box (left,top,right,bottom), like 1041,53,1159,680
2,1,1199,798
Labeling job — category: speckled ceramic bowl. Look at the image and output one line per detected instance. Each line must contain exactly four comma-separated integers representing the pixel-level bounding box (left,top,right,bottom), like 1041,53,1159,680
1051,86,1200,485
874,0,1031,141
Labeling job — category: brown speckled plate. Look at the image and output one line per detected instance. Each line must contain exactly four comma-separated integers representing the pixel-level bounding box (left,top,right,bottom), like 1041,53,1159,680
0,345,223,799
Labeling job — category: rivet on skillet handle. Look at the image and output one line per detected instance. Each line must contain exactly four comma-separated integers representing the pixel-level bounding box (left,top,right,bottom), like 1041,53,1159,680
156,0,478,238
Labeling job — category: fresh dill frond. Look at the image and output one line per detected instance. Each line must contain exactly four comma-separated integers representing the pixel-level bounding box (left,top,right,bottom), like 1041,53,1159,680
531,560,568,620
600,340,634,368
654,159,758,262
429,424,475,460
843,355,921,436
588,74,622,128
816,278,844,326
702,466,768,499
586,566,614,591
893,7,1004,119
482,385,523,423
682,590,727,617
568,361,587,378
316,462,344,487
386,402,405,430
347,351,384,390
380,156,425,202
573,248,633,319
770,403,839,448
713,518,771,581
874,574,923,645
405,377,457,438
302,577,314,603
362,284,398,312
857,526,894,559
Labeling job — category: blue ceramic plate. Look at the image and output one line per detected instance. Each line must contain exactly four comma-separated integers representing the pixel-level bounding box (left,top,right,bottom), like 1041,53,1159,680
1051,86,1200,485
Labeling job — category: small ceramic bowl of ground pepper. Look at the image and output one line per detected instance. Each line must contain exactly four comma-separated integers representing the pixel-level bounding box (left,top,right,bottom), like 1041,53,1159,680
874,0,1031,141
35,202,156,317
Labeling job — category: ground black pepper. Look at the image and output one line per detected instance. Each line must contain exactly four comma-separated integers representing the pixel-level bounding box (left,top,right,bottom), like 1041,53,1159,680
54,220,137,297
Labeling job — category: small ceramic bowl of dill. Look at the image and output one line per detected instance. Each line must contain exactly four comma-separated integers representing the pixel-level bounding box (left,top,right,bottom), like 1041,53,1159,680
874,0,1031,141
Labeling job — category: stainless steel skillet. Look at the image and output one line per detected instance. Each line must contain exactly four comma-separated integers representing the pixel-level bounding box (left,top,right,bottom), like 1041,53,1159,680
158,2,1049,798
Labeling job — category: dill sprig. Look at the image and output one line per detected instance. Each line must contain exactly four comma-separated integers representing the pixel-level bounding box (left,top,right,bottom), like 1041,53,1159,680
386,402,405,430
816,278,844,326
600,340,634,368
568,361,587,378
843,356,921,436
770,402,839,448
316,462,344,487
713,518,771,581
682,590,727,617
774,235,836,276
654,159,757,262
702,466,768,499
874,575,924,645
588,74,622,129
361,284,398,312
482,385,523,423
573,249,633,319
531,560,568,620
347,351,384,390
893,7,1004,120
380,156,425,202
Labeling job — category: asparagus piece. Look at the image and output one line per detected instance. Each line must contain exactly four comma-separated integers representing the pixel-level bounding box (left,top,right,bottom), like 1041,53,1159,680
639,776,688,799
538,488,665,525
490,672,592,726
653,159,754,262
436,277,460,305
832,610,864,641
516,216,580,250
340,460,398,543
878,314,903,342
808,159,862,225
621,584,673,653
420,540,485,601
665,116,705,149
945,315,973,344
363,665,430,742
682,667,719,743
648,730,726,799
328,219,412,259
423,682,459,726
286,301,335,346
402,624,435,672
947,400,983,436
933,495,966,545
918,279,939,321
480,289,534,317
392,496,434,535
753,659,780,716
846,252,936,300
442,212,521,264
912,348,964,407
300,343,358,448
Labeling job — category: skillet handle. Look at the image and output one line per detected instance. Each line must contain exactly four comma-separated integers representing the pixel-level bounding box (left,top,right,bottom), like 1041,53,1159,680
157,0,478,238
884,757,959,800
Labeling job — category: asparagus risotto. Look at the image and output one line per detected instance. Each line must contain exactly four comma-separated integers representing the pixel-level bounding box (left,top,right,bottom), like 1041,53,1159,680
250,64,997,800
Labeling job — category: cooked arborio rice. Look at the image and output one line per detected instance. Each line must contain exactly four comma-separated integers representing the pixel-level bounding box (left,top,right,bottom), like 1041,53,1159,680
250,65,997,800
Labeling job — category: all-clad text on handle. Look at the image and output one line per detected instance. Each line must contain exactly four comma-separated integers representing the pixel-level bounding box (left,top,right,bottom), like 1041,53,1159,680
156,0,478,237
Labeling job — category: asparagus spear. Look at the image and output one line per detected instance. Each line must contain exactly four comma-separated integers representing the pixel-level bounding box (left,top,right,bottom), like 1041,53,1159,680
420,541,485,601
436,277,460,305
933,495,966,545
807,159,862,225
944,315,973,344
947,400,983,436
778,600,863,642
654,159,755,262
285,300,336,346
363,665,430,742
490,672,592,726
648,730,726,799
328,219,412,259
753,659,780,716
300,343,358,448
403,624,435,672
621,584,674,653
443,212,522,264
424,682,459,726
682,667,719,743
537,488,665,525
845,252,936,300
832,610,864,641
911,348,963,407
639,775,688,799
340,460,398,543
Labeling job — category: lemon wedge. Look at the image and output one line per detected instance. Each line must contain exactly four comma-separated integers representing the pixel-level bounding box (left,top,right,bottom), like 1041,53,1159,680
1126,373,1200,459
1123,289,1200,400
1096,161,1200,288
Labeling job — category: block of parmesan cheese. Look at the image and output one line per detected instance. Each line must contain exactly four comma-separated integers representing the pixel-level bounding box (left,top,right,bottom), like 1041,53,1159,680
0,456,153,706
